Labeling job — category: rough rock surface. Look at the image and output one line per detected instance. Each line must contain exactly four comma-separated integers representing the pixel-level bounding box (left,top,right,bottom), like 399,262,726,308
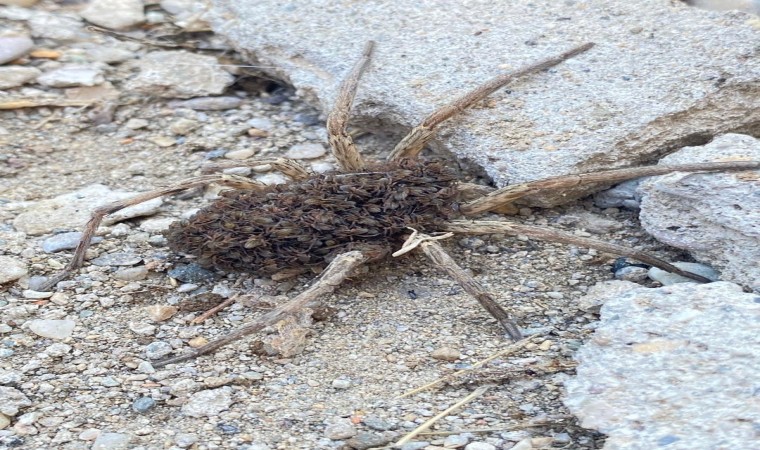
126,51,235,99
12,184,163,236
564,281,760,449
638,134,760,291
207,0,759,205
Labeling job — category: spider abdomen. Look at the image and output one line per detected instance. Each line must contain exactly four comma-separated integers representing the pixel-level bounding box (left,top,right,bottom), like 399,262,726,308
165,160,459,274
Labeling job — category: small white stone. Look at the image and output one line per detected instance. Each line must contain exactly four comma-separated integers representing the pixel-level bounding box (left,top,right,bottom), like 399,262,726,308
27,319,76,340
285,142,326,159
80,0,145,30
22,290,53,299
124,118,149,129
182,388,233,417
224,148,255,160
0,256,27,284
37,65,104,88
79,428,101,441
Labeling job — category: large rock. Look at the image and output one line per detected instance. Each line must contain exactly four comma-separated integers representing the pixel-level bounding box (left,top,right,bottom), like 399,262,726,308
207,0,759,205
564,281,760,449
638,134,760,291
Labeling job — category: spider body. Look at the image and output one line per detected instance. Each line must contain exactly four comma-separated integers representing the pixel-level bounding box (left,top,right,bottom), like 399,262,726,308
166,159,458,274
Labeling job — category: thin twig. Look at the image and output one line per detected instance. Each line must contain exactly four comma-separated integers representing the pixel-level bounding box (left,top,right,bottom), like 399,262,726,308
398,333,545,398
192,293,240,324
395,385,493,447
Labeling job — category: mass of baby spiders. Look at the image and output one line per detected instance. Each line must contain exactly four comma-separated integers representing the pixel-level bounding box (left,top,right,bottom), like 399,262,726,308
40,41,760,367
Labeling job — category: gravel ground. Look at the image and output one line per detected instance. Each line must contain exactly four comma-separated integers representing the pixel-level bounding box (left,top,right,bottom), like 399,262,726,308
0,4,707,449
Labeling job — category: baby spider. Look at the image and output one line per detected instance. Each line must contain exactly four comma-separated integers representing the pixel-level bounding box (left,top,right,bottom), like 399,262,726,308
40,41,759,367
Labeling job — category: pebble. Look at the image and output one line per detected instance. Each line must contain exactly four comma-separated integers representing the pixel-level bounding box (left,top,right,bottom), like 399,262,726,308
311,161,334,173
188,336,208,348
139,217,177,233
90,252,142,267
508,439,532,450
444,434,471,447
363,416,392,431
113,266,149,281
148,135,176,147
80,0,145,30
28,11,85,41
465,442,497,450
285,143,326,159
100,377,120,387
45,342,71,357
293,113,321,126
42,232,102,253
346,432,394,449
324,419,357,440
0,386,32,416
256,173,288,185
431,347,460,361
168,263,216,283
0,413,11,430
216,422,240,434
0,370,21,385
224,148,255,160
145,305,178,322
174,433,199,448
247,117,274,131
0,256,27,284
129,321,156,335
91,432,131,450
27,319,76,340
79,428,101,440
0,35,33,65
124,118,149,129
181,387,233,417
132,397,156,413
0,66,41,89
169,96,243,110
177,283,199,293
22,290,53,299
247,128,269,137
594,179,642,209
331,378,351,389
459,237,485,249
648,262,719,285
170,118,200,135
36,65,105,88
615,265,649,283
70,42,135,64
145,341,173,359
400,443,429,450
127,51,234,98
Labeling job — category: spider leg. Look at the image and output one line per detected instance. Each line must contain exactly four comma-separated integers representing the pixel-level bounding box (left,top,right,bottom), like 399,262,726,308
153,247,387,367
460,160,760,215
443,219,714,283
414,236,523,340
202,157,311,180
326,41,375,172
387,42,594,162
38,174,264,291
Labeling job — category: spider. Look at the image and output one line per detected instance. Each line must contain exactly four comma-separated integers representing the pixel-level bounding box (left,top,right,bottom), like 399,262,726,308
39,41,759,367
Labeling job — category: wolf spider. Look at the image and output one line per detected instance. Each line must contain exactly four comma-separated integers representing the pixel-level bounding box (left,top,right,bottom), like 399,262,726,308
40,41,759,367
